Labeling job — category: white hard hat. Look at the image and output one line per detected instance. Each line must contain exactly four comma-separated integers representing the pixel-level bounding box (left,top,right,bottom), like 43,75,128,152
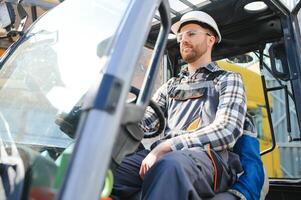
171,11,222,43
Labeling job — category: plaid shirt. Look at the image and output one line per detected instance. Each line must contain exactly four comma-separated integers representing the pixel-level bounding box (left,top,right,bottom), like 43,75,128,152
140,62,247,151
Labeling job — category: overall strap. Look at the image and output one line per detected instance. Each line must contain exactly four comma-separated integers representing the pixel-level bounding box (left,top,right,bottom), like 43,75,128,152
206,70,227,81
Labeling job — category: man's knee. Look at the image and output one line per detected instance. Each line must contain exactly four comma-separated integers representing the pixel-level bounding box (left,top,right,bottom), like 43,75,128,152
155,151,189,171
144,152,186,180
146,151,206,180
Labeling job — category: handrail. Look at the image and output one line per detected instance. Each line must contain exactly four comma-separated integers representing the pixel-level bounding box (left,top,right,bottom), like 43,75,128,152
259,49,277,156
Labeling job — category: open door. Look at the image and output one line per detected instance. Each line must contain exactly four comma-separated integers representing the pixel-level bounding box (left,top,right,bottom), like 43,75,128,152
58,0,171,199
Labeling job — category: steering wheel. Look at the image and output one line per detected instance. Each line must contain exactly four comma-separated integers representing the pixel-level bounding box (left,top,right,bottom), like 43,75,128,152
56,86,166,139
130,86,166,138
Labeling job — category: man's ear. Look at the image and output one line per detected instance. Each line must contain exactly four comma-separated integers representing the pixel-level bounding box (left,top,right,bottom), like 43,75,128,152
207,35,216,48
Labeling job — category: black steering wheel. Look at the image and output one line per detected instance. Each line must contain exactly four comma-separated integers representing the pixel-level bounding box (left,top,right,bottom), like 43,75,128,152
56,86,166,139
130,86,166,138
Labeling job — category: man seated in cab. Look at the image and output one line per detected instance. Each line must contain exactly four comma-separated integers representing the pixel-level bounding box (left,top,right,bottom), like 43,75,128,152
112,11,267,200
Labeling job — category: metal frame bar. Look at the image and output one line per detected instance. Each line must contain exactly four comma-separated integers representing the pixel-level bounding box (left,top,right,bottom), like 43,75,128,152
58,0,171,199
154,15,161,21
31,6,37,22
137,1,171,105
259,49,277,156
264,0,301,142
292,0,301,15
254,51,294,100
263,0,290,17
281,16,301,140
267,85,291,134
170,8,181,16
178,0,198,9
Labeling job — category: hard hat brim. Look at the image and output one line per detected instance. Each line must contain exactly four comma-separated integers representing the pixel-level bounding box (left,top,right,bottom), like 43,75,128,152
171,17,222,43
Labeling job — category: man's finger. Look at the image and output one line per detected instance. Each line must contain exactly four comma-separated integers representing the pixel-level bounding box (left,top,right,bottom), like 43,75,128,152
139,163,146,179
145,164,149,173
139,164,144,178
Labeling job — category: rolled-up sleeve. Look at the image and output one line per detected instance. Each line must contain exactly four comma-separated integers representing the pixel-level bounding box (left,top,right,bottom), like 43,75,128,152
169,72,247,151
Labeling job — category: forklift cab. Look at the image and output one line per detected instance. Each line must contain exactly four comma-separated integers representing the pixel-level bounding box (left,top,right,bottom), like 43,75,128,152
151,1,301,199
0,0,301,199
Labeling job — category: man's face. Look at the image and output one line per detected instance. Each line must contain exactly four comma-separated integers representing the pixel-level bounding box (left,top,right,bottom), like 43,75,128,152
178,23,213,63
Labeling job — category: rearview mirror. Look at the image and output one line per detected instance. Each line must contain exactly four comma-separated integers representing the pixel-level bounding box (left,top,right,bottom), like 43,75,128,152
269,42,290,81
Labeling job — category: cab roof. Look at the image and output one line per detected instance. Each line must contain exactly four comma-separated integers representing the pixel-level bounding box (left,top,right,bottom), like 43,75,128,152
148,0,293,60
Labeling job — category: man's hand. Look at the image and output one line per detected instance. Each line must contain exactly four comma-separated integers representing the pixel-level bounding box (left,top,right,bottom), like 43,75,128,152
139,141,171,179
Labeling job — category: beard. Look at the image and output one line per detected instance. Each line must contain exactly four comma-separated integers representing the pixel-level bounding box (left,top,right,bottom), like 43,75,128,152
180,42,207,63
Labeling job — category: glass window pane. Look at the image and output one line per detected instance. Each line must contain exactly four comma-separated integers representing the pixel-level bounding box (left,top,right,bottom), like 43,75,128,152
297,6,301,32
131,47,163,92
264,44,301,179
152,11,175,24
216,48,301,179
168,0,189,12
187,0,211,6
152,18,159,24
279,0,299,11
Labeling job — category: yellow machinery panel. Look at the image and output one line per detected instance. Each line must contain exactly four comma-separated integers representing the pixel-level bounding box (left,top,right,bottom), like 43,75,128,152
217,60,283,178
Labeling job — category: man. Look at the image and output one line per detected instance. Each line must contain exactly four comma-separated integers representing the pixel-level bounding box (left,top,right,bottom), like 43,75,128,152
112,11,266,200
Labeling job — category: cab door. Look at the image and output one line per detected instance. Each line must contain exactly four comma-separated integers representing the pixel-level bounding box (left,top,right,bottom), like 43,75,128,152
57,0,171,200
267,1,301,199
